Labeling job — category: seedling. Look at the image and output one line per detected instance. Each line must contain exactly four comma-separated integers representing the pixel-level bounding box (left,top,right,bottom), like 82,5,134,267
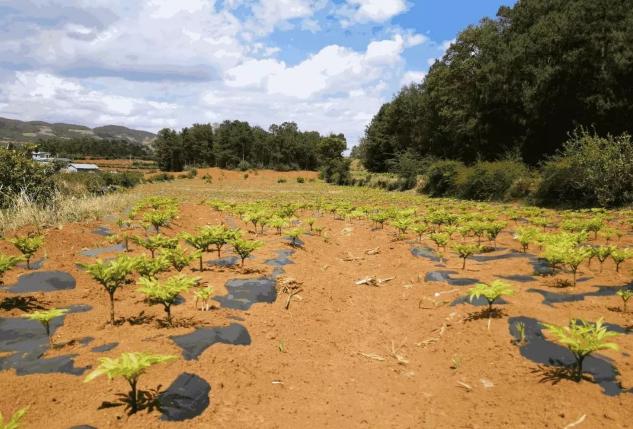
0,254,23,285
412,223,428,242
231,239,263,267
132,255,171,280
193,286,214,311
22,308,68,345
81,256,135,324
142,209,176,233
138,275,198,324
267,217,289,235
611,248,633,273
484,222,506,248
616,288,633,313
369,212,389,229
453,243,482,270
0,407,28,429
391,217,413,240
206,225,240,258
305,217,316,231
429,232,449,251
514,227,538,253
562,246,592,287
592,245,615,272
9,234,44,269
514,321,527,345
162,245,200,272
131,234,178,259
287,228,303,247
542,318,619,381
181,230,215,271
84,352,177,413
467,280,514,312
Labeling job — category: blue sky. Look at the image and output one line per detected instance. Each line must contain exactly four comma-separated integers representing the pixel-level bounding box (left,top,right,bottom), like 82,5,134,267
0,0,515,146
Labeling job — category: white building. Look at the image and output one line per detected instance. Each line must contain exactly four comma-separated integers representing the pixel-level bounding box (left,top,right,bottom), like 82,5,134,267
66,163,100,173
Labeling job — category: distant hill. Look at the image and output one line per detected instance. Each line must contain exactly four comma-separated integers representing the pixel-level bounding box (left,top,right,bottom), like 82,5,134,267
0,117,156,145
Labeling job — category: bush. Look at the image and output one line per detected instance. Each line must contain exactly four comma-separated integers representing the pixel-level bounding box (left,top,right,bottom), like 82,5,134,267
0,149,57,208
320,158,351,185
147,173,175,183
456,160,529,201
277,178,287,183
237,160,251,171
296,177,305,183
535,131,633,207
419,160,464,197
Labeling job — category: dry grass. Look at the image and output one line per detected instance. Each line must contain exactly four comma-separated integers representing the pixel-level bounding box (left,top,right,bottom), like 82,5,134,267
0,191,138,234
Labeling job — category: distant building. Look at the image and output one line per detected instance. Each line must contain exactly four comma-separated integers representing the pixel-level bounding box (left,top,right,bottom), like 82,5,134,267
66,163,100,173
32,151,52,162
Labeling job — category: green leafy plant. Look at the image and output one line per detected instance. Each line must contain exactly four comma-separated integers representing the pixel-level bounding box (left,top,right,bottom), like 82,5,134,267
616,288,633,313
429,232,449,251
138,275,199,324
562,246,592,287
22,308,68,345
132,255,171,280
514,321,527,345
287,228,303,247
231,238,263,267
162,245,200,272
467,280,514,312
142,208,177,233
81,256,135,324
513,227,538,253
542,318,619,381
592,245,615,272
9,234,44,270
0,253,24,285
84,352,177,413
484,221,506,248
391,217,413,240
131,234,178,259
206,225,240,258
611,248,633,273
267,216,289,235
453,243,482,270
181,230,215,271
0,407,28,429
193,286,214,311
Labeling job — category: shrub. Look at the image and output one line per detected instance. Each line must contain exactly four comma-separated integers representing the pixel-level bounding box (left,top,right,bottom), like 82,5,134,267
0,149,56,208
542,318,619,381
535,131,633,208
419,160,464,197
277,178,287,184
231,238,263,267
237,160,251,171
22,308,68,345
320,158,351,185
81,256,135,324
455,161,529,201
84,352,177,413
296,177,305,183
9,234,44,269
138,275,199,324
468,280,514,311
0,254,23,284
453,243,482,270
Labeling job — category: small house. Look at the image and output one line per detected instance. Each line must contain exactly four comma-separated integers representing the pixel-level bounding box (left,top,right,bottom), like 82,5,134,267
66,163,100,173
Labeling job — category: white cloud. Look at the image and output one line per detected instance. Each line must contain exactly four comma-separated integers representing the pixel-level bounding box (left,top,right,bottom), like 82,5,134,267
400,70,426,86
338,0,409,26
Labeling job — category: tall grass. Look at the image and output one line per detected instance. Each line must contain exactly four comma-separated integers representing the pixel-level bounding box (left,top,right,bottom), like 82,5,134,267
0,191,138,234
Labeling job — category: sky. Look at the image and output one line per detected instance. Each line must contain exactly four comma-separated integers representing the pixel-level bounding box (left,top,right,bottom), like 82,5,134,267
0,0,515,147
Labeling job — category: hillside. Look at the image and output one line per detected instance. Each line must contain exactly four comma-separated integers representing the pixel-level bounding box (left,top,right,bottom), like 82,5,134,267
0,116,156,145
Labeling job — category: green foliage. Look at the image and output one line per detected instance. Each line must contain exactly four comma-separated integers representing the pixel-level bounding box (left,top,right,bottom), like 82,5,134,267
231,238,263,267
9,234,43,269
131,234,178,259
320,157,351,185
84,352,177,413
143,209,176,233
138,275,199,323
536,132,633,208
286,228,303,247
204,225,240,258
22,308,68,343
194,286,215,311
0,253,24,284
453,243,482,270
132,255,171,280
611,248,633,273
161,245,200,272
0,148,56,208
514,227,539,253
37,136,151,159
390,217,413,239
81,255,135,324
420,160,463,197
0,407,28,429
457,161,530,201
591,245,616,272
542,318,619,381
468,280,514,311
429,232,449,250
616,288,633,313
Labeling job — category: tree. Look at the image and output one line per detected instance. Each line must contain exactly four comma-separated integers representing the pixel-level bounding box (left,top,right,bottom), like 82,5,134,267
154,128,184,172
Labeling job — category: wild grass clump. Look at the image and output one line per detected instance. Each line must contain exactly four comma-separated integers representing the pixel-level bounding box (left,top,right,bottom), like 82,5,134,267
0,191,138,235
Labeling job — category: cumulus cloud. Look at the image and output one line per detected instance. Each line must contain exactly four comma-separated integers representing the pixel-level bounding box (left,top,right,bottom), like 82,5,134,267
0,0,433,145
400,70,426,86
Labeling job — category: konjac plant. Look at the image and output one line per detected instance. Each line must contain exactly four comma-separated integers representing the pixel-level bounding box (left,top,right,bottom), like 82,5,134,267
82,256,135,324
467,280,514,312
616,288,633,313
162,245,200,272
0,253,23,285
611,248,633,273
138,275,199,324
453,243,482,270
132,255,171,280
181,230,214,271
194,286,215,311
9,234,44,269
542,318,619,381
84,352,177,413
22,308,68,345
131,234,178,259
231,238,263,267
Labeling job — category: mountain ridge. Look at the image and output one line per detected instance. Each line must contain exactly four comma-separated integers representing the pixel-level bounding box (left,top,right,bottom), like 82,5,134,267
0,116,156,145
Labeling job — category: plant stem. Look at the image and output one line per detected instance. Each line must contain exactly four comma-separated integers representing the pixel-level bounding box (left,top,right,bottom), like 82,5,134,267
129,377,138,413
108,291,116,324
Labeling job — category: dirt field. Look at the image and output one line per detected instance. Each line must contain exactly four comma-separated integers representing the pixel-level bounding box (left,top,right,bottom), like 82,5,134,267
1,168,632,429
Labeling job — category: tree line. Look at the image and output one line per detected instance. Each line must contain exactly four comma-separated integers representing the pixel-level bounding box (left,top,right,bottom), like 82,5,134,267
154,121,348,173
356,0,633,171
36,137,152,160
